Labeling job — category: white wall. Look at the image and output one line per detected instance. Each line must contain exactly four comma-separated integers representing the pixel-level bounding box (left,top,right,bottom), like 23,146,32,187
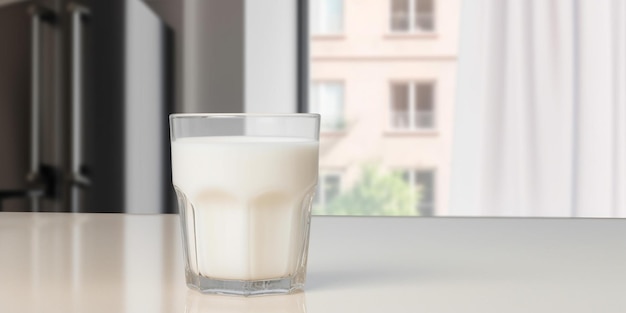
244,0,298,113
125,0,167,214
181,0,299,113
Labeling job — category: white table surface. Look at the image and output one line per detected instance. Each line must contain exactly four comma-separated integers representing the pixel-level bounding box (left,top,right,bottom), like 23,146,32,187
0,212,625,313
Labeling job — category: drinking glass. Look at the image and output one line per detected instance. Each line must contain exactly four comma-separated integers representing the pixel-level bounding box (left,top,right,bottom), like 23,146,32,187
170,113,320,296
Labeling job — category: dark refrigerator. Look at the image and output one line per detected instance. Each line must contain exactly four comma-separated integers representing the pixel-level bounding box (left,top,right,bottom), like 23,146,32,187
0,0,173,213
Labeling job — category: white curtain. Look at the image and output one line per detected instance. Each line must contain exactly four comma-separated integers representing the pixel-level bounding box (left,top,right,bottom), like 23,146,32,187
451,0,626,217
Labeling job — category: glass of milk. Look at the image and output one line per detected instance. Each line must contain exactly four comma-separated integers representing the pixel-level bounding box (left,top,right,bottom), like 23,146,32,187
170,114,319,296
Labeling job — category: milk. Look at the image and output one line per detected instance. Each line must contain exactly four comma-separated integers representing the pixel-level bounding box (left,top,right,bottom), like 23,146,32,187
171,136,318,281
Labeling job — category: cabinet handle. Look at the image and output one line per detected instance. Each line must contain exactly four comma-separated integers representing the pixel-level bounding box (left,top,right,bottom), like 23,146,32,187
27,5,54,183
23,6,55,211
68,3,90,187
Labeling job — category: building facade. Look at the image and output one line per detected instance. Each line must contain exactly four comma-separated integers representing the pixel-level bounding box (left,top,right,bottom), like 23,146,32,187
309,0,460,215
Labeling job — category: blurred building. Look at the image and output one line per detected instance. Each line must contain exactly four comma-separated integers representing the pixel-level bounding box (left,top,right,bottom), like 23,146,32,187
309,0,459,215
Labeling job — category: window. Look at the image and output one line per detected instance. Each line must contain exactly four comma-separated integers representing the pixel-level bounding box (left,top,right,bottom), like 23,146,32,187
402,169,436,216
311,0,344,35
390,82,435,130
314,173,342,211
390,0,435,33
310,0,457,217
310,82,345,131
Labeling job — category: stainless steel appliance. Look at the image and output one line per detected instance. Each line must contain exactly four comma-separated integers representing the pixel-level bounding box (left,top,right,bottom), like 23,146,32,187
0,0,172,213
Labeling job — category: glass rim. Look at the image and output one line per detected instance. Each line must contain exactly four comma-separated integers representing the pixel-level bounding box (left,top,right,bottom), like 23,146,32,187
169,113,320,119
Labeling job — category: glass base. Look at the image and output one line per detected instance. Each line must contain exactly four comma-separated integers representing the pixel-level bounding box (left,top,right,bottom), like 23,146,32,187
186,272,305,296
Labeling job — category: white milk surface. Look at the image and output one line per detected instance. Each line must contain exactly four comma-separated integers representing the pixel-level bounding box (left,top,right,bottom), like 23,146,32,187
172,136,319,280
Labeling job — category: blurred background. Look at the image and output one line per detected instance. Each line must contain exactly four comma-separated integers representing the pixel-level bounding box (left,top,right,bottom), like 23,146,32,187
1,0,625,217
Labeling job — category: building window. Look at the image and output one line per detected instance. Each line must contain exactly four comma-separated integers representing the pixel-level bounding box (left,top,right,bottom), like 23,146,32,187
311,0,344,35
390,81,435,130
310,82,345,131
390,0,435,33
402,169,436,216
314,173,342,207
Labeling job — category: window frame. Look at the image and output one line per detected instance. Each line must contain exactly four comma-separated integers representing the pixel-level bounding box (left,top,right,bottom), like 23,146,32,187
314,171,344,210
310,0,345,36
310,80,347,133
389,0,436,34
388,80,437,132
400,168,437,216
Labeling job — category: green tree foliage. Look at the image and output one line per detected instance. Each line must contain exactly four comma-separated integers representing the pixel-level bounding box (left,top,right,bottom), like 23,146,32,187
319,164,420,216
